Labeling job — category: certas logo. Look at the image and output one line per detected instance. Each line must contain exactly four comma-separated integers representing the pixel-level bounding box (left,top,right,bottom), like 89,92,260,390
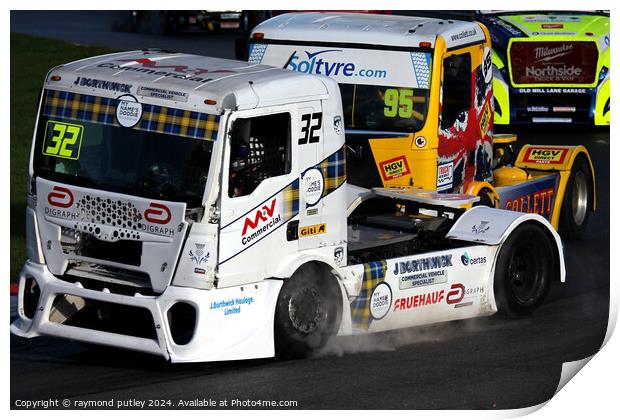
287,50,388,79
380,156,411,181
523,148,568,164
460,252,487,266
144,203,172,225
47,186,74,208
241,198,282,246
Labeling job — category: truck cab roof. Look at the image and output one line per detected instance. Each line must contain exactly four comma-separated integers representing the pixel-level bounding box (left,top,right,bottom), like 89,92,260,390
44,50,332,113
252,12,487,50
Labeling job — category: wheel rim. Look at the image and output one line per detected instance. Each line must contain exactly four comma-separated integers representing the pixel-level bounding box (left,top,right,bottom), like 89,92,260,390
572,171,589,226
507,245,540,304
288,287,324,334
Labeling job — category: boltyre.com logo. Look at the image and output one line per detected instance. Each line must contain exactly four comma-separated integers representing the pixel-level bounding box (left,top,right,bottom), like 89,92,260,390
461,252,487,267
286,50,388,79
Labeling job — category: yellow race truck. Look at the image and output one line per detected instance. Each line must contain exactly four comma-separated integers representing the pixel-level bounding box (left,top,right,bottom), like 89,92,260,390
250,12,595,239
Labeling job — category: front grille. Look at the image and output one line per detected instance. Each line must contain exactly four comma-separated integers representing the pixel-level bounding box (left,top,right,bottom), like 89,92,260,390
77,234,142,266
513,92,592,123
509,41,598,85
50,294,157,339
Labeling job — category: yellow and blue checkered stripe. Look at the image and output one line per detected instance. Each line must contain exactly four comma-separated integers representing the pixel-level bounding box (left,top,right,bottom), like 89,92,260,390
350,260,388,331
282,178,300,220
316,144,346,200
42,89,219,141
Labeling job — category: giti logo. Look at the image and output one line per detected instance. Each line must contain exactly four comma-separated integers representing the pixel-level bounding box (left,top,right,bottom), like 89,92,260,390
524,148,567,164
242,199,277,235
299,223,326,237
379,155,411,181
461,252,487,266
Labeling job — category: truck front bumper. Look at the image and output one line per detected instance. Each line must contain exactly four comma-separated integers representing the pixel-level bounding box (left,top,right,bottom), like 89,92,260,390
11,261,283,363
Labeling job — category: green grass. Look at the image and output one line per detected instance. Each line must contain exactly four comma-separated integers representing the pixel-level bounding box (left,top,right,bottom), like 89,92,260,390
10,33,114,282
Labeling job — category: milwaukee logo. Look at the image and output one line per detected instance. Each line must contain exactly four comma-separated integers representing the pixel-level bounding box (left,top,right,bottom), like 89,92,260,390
242,199,277,236
534,44,573,62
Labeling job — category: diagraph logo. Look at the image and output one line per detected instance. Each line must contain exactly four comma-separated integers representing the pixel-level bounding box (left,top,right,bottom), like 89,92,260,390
47,186,74,208
144,203,172,225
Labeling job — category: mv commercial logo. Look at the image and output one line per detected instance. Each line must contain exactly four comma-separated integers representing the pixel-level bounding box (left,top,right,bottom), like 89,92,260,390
241,198,282,246
286,50,388,79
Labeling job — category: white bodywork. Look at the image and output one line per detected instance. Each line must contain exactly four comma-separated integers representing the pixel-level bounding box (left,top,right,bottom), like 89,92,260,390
12,50,565,362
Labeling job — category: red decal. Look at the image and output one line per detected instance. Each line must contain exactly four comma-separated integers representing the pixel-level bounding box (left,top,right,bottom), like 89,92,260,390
446,283,465,305
541,24,563,29
144,203,172,225
393,290,445,311
120,58,234,76
242,199,277,235
379,155,411,181
47,186,74,208
522,147,569,164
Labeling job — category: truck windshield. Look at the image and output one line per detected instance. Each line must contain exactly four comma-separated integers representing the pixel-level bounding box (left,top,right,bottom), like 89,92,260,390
340,83,430,133
249,42,433,134
32,91,217,208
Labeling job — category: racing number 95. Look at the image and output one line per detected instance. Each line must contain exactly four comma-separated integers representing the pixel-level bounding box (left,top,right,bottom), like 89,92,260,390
42,121,84,160
383,88,423,120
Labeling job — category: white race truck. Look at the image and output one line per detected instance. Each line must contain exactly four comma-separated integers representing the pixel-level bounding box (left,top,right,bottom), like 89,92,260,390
12,51,564,362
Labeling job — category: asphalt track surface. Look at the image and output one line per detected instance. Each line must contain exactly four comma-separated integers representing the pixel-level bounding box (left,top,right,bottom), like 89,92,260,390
10,11,611,410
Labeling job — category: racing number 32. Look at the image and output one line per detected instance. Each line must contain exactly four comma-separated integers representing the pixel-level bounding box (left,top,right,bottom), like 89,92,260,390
42,121,84,160
299,112,322,145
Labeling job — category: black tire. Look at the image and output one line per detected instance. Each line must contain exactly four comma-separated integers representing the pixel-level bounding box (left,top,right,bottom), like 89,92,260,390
475,188,495,208
559,155,593,240
274,264,341,358
494,223,554,317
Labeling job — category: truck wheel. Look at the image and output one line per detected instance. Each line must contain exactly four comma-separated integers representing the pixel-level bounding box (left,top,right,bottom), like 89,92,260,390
494,223,553,317
560,155,593,240
475,188,495,208
274,265,341,358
